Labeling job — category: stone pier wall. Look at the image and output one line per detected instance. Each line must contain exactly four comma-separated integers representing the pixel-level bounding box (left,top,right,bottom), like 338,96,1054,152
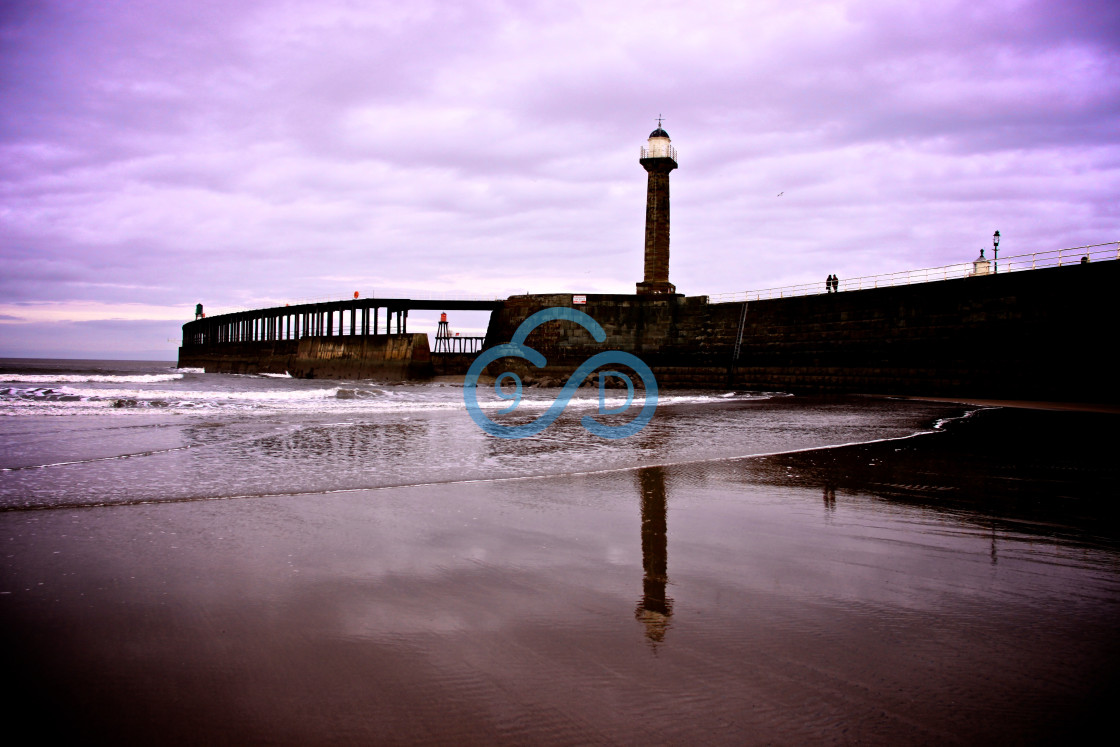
479,261,1117,401
178,333,432,380
481,293,724,386
178,340,299,375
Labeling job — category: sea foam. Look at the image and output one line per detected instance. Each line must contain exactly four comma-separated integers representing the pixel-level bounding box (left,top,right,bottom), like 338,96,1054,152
0,373,185,384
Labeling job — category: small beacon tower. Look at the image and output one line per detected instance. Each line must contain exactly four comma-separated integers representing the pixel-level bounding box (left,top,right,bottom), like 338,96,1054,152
637,121,678,295
434,312,451,352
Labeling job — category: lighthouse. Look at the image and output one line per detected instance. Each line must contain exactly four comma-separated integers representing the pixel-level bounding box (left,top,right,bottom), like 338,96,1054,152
636,121,678,295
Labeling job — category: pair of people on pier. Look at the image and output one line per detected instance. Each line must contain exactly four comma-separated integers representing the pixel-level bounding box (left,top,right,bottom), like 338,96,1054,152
826,274,839,293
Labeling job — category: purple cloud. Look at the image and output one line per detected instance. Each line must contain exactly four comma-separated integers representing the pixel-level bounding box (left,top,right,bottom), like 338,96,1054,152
2,0,1117,358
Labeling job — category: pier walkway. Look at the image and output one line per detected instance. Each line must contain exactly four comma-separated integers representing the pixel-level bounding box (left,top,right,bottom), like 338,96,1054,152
710,241,1119,303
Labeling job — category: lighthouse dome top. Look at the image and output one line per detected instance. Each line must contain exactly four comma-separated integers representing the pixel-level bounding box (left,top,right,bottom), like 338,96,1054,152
642,121,677,161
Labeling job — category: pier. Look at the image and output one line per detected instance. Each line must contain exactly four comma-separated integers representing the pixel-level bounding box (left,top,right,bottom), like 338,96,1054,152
179,297,502,379
182,297,501,347
178,242,1117,400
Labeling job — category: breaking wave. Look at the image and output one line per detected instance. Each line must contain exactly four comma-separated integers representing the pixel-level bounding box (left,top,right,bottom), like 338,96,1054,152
1,373,185,384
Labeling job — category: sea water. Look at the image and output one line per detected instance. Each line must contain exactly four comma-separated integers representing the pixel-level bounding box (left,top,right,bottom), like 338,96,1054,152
1,357,959,510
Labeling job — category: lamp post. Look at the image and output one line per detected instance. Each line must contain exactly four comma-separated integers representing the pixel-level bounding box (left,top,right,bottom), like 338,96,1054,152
993,230,1000,273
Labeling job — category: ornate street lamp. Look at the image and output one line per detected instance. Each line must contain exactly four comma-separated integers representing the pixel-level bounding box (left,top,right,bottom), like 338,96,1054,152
993,230,1001,273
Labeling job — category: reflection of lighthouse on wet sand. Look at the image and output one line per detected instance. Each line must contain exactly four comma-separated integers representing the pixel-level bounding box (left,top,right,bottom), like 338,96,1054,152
635,466,673,644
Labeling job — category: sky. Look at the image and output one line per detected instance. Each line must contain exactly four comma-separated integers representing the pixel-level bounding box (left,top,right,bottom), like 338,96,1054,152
1,0,1118,359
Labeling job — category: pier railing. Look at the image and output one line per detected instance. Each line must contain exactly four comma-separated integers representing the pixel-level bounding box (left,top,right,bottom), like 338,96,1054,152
432,336,486,354
708,241,1120,303
203,291,506,319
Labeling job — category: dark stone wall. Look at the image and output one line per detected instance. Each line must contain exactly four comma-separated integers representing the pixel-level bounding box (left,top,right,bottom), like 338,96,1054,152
730,261,1114,399
178,333,432,380
289,334,431,380
177,340,299,375
431,353,479,376
480,261,1117,401
480,293,729,387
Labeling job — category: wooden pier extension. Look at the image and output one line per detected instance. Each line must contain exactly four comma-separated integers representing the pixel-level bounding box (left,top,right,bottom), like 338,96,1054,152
179,297,501,379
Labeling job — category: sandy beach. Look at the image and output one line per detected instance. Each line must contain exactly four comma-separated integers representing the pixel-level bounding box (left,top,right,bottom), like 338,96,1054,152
3,401,1118,744
884,394,1120,415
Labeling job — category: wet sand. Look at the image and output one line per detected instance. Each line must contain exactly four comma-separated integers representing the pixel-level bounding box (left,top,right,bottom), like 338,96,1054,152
3,407,1118,744
884,394,1120,415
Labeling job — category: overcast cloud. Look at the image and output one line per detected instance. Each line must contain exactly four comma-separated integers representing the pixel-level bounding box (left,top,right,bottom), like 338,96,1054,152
2,0,1117,358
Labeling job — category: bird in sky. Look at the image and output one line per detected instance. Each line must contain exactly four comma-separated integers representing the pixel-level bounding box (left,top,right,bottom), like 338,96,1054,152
777,192,784,197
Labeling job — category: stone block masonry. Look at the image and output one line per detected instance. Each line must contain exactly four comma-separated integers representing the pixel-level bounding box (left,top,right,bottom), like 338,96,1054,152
179,333,432,380
480,261,1117,402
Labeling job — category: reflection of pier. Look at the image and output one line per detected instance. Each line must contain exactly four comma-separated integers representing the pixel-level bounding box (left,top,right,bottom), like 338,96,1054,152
635,466,673,643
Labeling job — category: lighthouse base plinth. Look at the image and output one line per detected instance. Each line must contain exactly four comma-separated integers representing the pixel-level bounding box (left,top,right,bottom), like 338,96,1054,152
636,280,677,295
